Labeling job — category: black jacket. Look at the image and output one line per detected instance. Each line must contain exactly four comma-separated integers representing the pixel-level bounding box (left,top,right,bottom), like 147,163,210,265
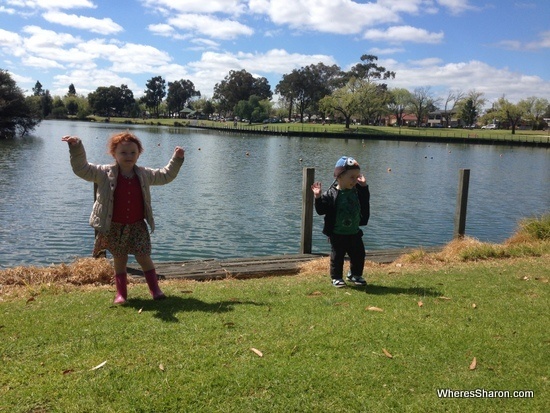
314,184,370,237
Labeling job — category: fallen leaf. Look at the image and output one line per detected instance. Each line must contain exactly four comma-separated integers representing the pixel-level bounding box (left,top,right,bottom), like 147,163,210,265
26,297,35,304
382,348,393,359
366,306,383,312
159,364,165,371
469,357,477,370
250,348,263,357
308,291,323,296
180,290,193,294
418,301,423,307
472,303,477,309
438,296,452,301
223,322,235,327
62,369,74,375
90,360,107,371
138,308,143,314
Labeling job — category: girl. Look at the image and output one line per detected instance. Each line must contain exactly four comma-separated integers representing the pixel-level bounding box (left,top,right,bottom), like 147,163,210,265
62,132,185,304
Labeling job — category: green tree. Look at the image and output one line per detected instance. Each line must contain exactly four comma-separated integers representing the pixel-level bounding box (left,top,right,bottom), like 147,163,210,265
0,70,41,138
50,96,67,119
142,76,166,117
88,85,135,117
166,79,200,116
345,54,396,83
319,78,363,128
460,98,477,127
67,83,76,97
234,95,271,123
32,80,44,96
213,70,272,115
495,96,524,134
519,96,549,130
388,88,412,126
41,90,53,118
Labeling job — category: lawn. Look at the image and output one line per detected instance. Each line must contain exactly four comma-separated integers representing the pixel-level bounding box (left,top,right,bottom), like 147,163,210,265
1,244,548,412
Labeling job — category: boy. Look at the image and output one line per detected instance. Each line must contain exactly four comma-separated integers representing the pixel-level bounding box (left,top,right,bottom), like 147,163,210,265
311,156,370,287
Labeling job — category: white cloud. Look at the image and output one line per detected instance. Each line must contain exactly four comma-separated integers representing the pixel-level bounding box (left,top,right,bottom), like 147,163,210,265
4,0,96,10
141,0,247,16
42,11,123,35
168,13,254,40
364,25,444,44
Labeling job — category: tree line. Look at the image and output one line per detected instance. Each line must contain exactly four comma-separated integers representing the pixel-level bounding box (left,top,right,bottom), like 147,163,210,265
1,54,549,138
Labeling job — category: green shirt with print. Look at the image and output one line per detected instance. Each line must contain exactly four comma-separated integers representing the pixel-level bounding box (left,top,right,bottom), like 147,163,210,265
333,188,361,235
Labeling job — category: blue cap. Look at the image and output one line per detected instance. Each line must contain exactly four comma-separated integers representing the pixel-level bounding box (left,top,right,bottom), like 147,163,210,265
334,156,360,177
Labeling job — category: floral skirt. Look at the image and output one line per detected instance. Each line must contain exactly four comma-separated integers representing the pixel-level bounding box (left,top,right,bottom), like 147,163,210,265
93,220,151,258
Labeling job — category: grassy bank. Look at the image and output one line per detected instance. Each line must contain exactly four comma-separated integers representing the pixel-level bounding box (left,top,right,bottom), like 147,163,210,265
1,216,549,412
87,116,550,146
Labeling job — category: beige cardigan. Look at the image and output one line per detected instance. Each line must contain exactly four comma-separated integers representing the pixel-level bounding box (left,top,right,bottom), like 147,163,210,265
68,139,184,233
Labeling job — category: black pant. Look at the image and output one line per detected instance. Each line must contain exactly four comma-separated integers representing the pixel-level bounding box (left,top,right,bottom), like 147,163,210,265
329,232,365,279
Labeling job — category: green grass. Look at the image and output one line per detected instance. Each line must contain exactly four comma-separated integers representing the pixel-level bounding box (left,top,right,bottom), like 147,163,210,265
1,256,548,412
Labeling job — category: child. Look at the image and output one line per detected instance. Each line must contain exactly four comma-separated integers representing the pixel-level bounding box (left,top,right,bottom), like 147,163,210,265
62,132,185,304
311,156,370,287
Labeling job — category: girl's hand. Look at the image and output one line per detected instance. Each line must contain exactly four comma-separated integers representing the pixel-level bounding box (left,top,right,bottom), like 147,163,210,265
311,181,322,198
357,174,367,186
174,146,185,159
61,135,79,146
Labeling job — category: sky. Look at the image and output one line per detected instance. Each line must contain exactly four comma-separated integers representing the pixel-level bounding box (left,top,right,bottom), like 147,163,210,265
1,0,549,110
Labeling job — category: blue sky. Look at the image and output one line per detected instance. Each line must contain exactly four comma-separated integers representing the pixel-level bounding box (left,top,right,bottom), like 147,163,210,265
1,0,549,110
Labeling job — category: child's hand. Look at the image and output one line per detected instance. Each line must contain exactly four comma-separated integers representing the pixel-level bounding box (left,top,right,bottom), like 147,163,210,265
61,135,79,146
174,146,185,159
357,174,367,186
311,181,322,198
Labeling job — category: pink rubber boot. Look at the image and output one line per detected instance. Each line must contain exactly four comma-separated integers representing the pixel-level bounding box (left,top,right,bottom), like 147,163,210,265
144,269,166,300
113,273,128,304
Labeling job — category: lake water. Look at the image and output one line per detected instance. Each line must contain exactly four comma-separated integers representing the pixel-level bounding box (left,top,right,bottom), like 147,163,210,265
0,120,548,268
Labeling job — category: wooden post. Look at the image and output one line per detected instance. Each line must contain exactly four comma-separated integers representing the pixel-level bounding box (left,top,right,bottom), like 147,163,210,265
454,169,470,239
300,167,315,254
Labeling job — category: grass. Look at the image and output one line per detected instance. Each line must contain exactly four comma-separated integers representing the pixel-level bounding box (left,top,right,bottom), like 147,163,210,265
1,217,549,412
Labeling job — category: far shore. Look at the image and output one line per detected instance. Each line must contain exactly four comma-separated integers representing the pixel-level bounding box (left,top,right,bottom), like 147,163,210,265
78,116,550,148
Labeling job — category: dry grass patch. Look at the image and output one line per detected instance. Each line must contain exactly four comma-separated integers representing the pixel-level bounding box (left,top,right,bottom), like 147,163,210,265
0,257,116,297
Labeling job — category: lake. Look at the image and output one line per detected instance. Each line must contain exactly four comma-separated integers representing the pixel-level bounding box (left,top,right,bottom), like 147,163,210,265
0,120,548,268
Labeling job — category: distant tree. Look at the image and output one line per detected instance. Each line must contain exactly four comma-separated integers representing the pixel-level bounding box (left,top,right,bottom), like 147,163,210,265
456,90,486,126
50,96,67,119
41,90,53,118
0,70,41,138
319,78,363,128
441,89,465,127
519,96,549,130
408,87,439,127
234,95,270,123
388,88,412,126
88,85,135,117
32,80,44,96
460,99,478,127
276,63,341,123
142,76,166,117
67,83,76,97
213,70,272,114
495,96,524,134
166,79,200,116
345,54,396,83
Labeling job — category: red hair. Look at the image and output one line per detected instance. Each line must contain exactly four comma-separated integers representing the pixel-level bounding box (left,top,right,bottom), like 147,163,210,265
107,132,144,156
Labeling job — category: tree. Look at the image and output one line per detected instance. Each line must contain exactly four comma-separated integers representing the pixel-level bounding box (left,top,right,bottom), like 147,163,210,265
213,69,272,115
32,80,44,96
460,99,477,127
388,88,412,126
495,96,524,134
88,85,135,117
67,83,76,97
319,78,363,129
142,76,166,117
456,90,485,127
40,90,53,118
346,54,396,83
408,87,439,127
0,70,41,138
519,96,549,130
276,63,341,123
441,89,465,127
166,79,200,116
234,95,270,123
